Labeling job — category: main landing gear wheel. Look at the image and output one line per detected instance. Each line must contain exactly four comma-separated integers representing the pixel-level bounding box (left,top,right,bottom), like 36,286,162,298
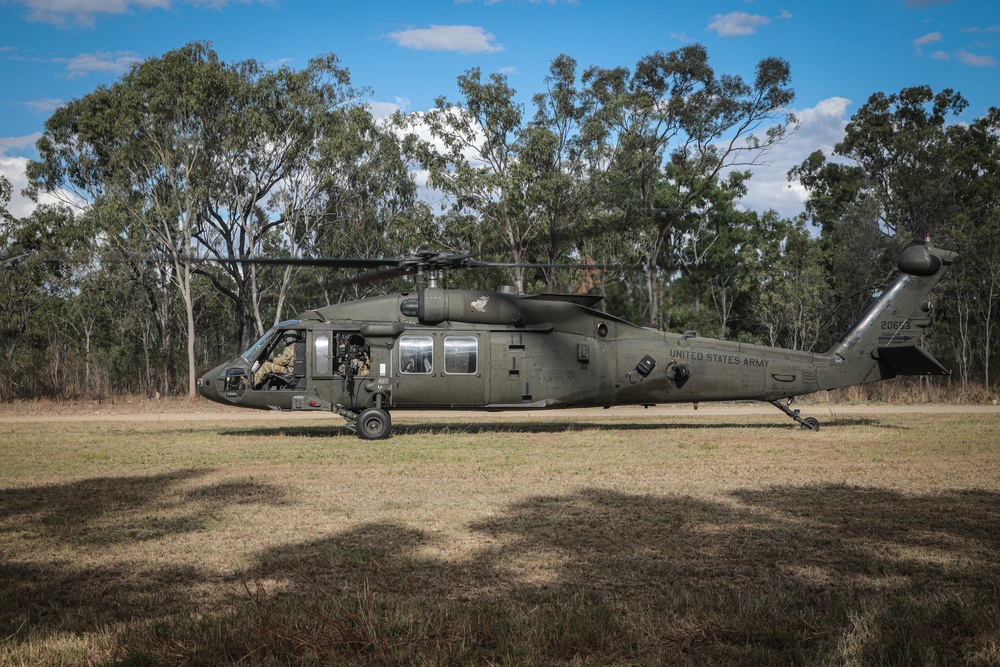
800,416,820,432
357,407,391,440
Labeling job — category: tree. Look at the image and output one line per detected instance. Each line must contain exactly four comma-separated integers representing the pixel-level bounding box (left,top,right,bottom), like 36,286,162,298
190,52,372,347
792,87,1000,388
528,54,602,291
0,175,12,226
285,105,418,309
0,204,86,399
27,43,390,399
744,219,831,350
583,45,796,327
29,43,227,400
402,68,545,292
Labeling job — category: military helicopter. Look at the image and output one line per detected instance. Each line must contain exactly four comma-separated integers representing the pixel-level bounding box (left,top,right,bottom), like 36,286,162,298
197,241,957,439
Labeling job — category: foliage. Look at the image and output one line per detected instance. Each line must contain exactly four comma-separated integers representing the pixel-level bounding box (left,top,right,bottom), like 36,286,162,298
22,42,416,399
3,45,999,399
583,46,796,328
793,86,1000,388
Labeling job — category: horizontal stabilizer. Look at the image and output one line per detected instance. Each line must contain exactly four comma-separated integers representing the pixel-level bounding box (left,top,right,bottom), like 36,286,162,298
876,346,950,376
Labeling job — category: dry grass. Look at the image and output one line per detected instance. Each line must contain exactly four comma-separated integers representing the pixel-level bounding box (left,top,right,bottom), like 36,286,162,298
1,403,999,665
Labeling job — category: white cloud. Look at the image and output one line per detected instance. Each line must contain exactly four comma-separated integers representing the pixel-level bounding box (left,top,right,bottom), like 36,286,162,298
264,57,295,70
11,0,256,26
13,0,170,26
707,12,770,37
387,25,504,54
0,134,41,154
734,97,852,219
478,0,580,4
57,50,141,78
913,31,943,57
961,25,1000,34
186,0,254,8
956,49,997,67
0,134,71,219
367,98,410,120
23,98,64,114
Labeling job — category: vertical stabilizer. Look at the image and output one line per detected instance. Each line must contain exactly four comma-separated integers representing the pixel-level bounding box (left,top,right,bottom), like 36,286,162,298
819,243,957,390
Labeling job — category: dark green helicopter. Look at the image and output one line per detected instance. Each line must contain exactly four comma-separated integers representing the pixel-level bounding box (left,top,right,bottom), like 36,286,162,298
198,241,957,439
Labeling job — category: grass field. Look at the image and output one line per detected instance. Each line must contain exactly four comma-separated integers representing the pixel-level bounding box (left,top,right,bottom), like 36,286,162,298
1,401,999,665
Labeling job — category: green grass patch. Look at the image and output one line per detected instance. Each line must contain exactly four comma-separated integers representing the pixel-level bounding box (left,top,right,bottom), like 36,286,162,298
1,406,999,664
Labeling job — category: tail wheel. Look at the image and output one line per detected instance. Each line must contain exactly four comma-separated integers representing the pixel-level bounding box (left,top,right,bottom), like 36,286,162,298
357,407,391,440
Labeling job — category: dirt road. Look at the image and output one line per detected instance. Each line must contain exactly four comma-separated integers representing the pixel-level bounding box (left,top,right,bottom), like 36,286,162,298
1,397,996,423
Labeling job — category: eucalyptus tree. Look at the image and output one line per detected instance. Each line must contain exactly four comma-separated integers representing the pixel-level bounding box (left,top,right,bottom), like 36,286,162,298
583,45,796,328
527,54,603,291
27,43,381,398
286,105,419,309
190,52,374,347
792,87,1000,387
401,68,545,292
0,175,11,224
947,108,1000,390
0,203,84,398
669,192,767,339
741,218,831,351
29,43,229,399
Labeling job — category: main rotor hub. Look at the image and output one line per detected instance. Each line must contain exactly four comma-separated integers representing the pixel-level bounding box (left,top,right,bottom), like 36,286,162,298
398,251,473,274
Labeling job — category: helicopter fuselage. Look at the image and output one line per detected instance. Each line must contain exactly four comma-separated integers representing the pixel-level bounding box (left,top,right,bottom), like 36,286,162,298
198,243,957,437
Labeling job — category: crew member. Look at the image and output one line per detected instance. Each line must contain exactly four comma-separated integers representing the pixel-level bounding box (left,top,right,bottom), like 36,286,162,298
254,332,298,386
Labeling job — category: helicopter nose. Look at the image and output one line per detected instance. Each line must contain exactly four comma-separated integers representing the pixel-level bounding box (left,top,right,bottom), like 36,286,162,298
198,366,221,401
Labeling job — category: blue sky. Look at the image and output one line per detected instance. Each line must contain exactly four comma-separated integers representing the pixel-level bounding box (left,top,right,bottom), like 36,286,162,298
2,0,998,220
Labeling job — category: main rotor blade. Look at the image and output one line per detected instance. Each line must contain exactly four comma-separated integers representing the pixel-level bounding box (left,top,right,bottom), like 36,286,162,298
184,255,398,270
180,250,616,285
468,259,610,270
333,266,413,286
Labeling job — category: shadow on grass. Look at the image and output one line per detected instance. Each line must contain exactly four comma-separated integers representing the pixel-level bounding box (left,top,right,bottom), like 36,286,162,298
0,470,290,640
225,417,895,440
4,471,998,664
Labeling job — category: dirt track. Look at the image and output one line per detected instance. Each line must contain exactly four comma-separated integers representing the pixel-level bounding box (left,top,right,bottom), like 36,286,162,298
1,397,997,423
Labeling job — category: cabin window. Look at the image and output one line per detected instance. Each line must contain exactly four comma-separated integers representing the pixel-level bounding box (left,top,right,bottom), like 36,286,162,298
314,333,331,376
444,336,478,375
399,335,433,374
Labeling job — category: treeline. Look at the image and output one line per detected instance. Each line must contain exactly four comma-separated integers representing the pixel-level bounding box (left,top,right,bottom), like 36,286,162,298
1,42,998,402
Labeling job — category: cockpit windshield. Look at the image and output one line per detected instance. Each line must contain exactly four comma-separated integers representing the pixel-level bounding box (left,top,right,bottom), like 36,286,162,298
240,327,278,364
239,320,303,364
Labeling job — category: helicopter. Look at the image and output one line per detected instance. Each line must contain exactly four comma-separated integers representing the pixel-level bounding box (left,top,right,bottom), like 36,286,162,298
197,241,957,439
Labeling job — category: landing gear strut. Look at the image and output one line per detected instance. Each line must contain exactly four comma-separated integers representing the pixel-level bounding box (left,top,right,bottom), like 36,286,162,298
768,398,820,431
